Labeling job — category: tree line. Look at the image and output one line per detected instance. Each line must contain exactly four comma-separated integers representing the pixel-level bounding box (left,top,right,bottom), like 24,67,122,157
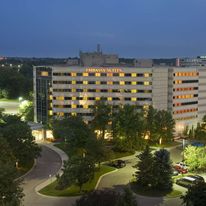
0,111,41,205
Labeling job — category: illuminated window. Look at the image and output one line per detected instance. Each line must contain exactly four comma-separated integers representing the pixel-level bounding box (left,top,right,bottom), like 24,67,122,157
83,81,88,85
95,97,100,101
131,97,136,101
95,73,101,77
144,81,150,86
71,112,77,116
96,81,100,85
72,80,76,84
56,96,64,100
41,71,48,76
83,73,88,76
108,89,112,93
50,103,53,107
107,73,113,77
83,96,87,100
71,73,76,77
83,105,88,109
96,89,100,92
107,81,113,85
72,88,76,92
144,73,149,77
83,89,87,92
57,112,64,116
131,73,136,77
131,81,136,85
49,110,53,116
71,104,77,108
119,73,124,77
72,97,76,100
107,97,112,101
131,89,137,93
120,81,125,85
49,95,53,100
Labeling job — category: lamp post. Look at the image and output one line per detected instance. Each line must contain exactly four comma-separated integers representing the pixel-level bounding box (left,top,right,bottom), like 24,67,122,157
2,196,6,206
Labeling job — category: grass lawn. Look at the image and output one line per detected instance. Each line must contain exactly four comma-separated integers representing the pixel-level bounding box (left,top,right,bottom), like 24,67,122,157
39,165,115,196
150,141,181,148
130,183,182,198
16,159,34,177
0,98,19,102
54,143,134,161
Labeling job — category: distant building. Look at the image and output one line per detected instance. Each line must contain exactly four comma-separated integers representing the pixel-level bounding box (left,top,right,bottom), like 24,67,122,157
80,45,119,66
134,59,153,67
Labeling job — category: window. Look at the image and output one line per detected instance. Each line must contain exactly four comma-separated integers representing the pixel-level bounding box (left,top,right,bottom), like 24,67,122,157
144,81,150,86
131,97,136,101
41,71,48,76
96,81,100,85
107,97,112,101
71,104,77,108
144,73,149,77
119,73,124,77
71,73,76,77
72,80,76,84
120,81,125,85
56,96,64,100
83,73,88,77
83,81,88,85
95,73,101,77
131,73,136,77
131,81,136,85
95,97,100,100
131,89,137,93
72,97,76,100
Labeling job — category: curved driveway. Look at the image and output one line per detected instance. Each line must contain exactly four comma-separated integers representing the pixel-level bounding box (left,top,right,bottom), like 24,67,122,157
22,145,77,206
22,145,185,206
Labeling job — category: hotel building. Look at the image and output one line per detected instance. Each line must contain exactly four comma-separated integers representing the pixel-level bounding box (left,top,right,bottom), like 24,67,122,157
34,66,206,133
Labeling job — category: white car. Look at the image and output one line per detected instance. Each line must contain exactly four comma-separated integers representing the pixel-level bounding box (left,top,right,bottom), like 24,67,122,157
175,162,188,170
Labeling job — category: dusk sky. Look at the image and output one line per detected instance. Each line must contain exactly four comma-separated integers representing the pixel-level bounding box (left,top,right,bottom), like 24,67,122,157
0,0,206,58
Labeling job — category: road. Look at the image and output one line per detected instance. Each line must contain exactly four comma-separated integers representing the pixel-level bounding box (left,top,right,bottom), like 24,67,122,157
22,145,185,206
0,100,20,114
22,145,77,206
98,146,186,206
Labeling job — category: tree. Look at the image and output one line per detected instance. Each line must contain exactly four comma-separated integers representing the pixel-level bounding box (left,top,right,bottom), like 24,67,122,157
181,182,206,206
153,110,175,144
152,149,173,191
134,145,154,188
184,145,206,171
74,189,137,206
56,155,95,191
0,114,41,166
52,116,96,156
112,104,144,151
19,100,34,121
0,137,24,206
117,188,137,206
91,100,111,139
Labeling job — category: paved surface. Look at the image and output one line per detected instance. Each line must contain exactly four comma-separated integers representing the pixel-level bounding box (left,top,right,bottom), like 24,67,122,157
0,101,20,114
22,145,78,206
22,144,187,206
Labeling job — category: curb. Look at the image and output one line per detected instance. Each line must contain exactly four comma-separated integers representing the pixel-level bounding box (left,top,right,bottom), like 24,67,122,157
35,144,68,194
15,159,37,181
95,168,118,189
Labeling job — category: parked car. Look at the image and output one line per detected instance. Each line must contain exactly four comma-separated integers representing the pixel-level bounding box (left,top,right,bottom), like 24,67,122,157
187,175,205,183
109,160,126,168
176,175,204,188
174,165,188,174
175,162,188,170
191,142,205,147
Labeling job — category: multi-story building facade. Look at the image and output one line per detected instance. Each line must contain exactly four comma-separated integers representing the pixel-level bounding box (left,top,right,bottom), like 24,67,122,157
34,66,206,133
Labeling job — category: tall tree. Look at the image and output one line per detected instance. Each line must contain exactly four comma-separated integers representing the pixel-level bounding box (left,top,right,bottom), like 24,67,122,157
0,137,24,206
56,155,95,191
52,116,96,156
181,182,206,206
152,149,173,191
134,145,154,188
112,104,144,151
0,114,41,166
91,100,111,139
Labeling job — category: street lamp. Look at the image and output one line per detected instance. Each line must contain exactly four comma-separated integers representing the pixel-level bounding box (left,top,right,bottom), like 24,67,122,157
2,195,6,206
